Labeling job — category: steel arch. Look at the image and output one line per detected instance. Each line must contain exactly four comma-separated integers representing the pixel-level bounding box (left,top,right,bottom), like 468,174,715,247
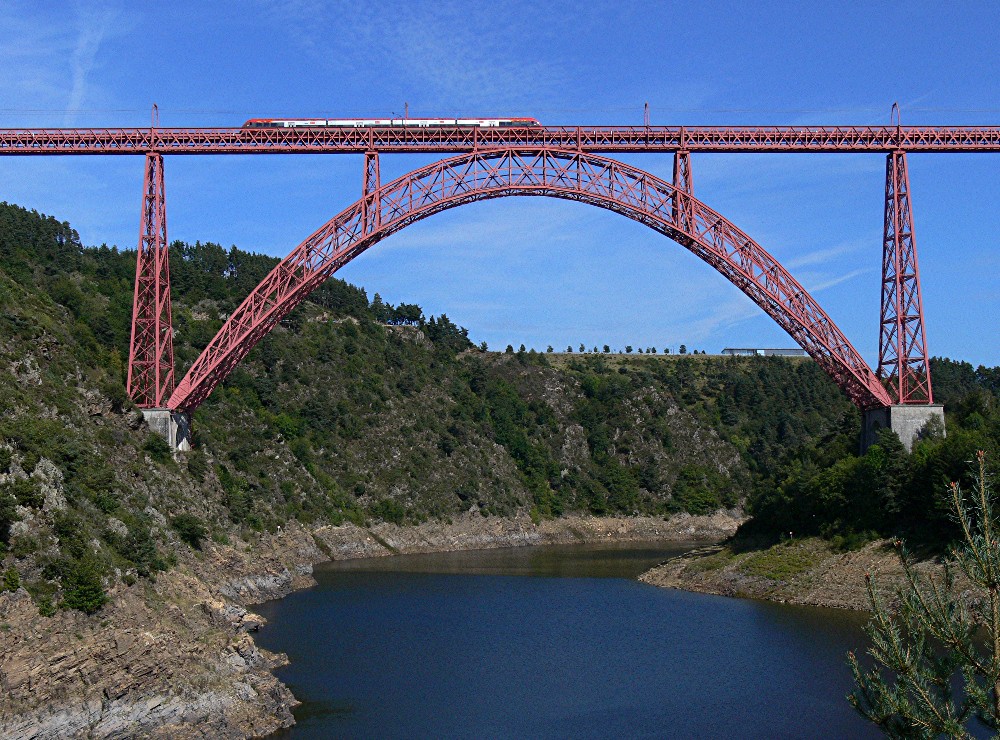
168,148,893,412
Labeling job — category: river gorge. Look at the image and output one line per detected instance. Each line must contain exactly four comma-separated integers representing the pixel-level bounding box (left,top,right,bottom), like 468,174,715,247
254,542,879,738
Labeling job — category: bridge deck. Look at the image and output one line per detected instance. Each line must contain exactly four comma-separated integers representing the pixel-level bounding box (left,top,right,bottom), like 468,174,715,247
2,125,1000,154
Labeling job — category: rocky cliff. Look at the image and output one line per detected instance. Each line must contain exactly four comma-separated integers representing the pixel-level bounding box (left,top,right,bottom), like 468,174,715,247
2,512,740,738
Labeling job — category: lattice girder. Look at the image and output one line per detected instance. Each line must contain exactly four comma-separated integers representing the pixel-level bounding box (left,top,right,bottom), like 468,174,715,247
126,152,175,407
877,150,932,404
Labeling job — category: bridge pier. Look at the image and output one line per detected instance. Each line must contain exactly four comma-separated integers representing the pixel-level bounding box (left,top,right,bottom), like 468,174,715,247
861,404,944,453
142,409,191,452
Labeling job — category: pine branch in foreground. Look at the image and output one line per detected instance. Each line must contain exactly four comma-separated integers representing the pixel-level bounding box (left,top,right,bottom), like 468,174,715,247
848,451,996,738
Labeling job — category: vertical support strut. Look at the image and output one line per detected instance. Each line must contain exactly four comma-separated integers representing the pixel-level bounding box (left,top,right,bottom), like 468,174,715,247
877,149,932,404
126,152,175,407
361,150,380,235
672,144,694,235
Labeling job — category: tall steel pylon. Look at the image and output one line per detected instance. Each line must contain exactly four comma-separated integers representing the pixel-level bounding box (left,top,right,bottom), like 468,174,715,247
126,151,175,407
877,149,932,404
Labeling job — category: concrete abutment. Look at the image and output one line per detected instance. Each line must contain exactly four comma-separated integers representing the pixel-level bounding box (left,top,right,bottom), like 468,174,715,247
861,404,945,453
141,409,191,452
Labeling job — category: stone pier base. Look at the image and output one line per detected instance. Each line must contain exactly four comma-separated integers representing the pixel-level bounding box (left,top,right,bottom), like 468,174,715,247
862,404,945,453
141,409,192,452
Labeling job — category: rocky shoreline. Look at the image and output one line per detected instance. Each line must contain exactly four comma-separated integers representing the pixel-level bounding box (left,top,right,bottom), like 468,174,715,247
0,510,741,739
638,537,944,612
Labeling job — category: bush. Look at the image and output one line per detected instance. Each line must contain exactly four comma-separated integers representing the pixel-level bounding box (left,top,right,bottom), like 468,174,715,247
1,567,19,592
9,478,43,509
370,498,406,525
170,513,208,550
143,433,173,464
186,449,208,481
0,489,17,544
125,524,167,577
60,557,107,614
671,465,723,515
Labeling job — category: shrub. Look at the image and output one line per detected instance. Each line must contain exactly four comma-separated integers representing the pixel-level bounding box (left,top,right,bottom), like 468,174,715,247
9,478,43,509
11,535,39,559
1,567,19,592
671,465,723,515
142,433,173,464
125,524,167,577
0,489,17,543
53,510,88,560
370,498,406,525
36,594,56,617
186,449,208,481
170,513,208,550
61,557,107,614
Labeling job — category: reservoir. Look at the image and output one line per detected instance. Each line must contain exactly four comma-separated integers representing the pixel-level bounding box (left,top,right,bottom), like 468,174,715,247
254,542,878,738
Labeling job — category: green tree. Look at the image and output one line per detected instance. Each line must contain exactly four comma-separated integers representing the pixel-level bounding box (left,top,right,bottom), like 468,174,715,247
0,488,17,546
2,566,19,592
61,556,108,614
143,433,173,463
848,451,999,736
170,513,208,550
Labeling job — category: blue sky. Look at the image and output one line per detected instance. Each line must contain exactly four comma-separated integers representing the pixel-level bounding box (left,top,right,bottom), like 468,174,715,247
1,1,998,365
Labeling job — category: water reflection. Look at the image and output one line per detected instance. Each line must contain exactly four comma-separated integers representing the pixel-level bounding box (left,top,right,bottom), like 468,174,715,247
256,542,879,739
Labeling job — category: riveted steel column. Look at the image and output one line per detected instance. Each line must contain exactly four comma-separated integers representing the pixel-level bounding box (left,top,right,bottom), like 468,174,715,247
127,152,175,407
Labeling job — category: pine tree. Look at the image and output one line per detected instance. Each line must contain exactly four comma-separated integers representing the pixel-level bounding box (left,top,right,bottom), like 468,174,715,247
848,451,998,737
61,556,108,614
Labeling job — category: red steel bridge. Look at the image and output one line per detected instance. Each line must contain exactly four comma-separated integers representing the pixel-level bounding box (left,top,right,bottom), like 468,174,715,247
4,119,995,433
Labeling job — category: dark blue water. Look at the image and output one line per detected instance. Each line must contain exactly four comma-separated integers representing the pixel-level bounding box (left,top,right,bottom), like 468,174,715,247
254,543,879,739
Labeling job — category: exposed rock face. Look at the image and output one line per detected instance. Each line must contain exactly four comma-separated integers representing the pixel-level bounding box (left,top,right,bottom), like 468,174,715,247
0,526,320,739
313,510,743,558
1,513,740,738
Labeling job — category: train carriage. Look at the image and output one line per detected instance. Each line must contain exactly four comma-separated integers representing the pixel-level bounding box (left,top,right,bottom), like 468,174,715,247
243,117,542,129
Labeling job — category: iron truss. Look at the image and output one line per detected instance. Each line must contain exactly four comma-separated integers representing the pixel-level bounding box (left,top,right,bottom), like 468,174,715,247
878,151,932,403
167,147,894,413
126,153,174,407
2,125,1000,155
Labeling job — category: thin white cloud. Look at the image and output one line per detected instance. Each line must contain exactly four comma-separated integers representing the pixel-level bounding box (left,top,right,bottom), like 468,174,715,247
256,0,569,110
805,267,871,294
784,238,868,269
64,5,119,124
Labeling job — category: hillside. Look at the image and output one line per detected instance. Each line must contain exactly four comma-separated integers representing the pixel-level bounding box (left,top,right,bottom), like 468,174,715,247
1,199,996,605
0,200,854,556
0,199,972,735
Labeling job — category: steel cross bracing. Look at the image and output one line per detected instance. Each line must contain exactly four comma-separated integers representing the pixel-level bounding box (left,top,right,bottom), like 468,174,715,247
3,125,1000,154
167,147,894,413
671,149,694,235
878,150,932,403
126,152,175,407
